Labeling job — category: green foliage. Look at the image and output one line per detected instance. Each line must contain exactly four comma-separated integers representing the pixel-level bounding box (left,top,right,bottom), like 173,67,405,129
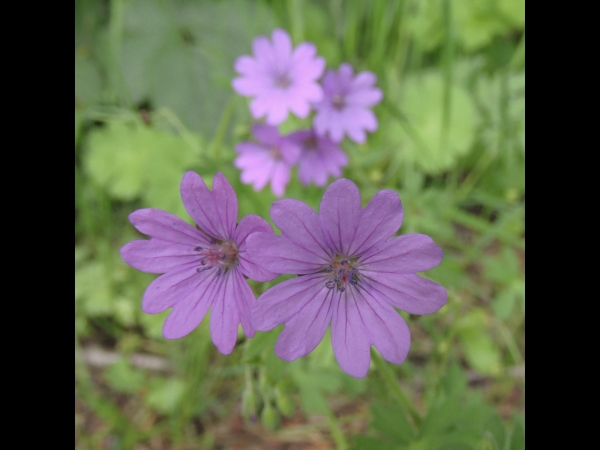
456,309,502,375
104,359,146,394
119,0,276,135
146,377,187,414
385,72,477,174
84,119,201,216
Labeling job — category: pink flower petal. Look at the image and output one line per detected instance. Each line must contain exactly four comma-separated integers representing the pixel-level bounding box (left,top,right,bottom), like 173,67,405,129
142,263,207,314
232,269,256,338
247,232,326,274
120,239,199,274
275,290,334,361
162,272,220,339
252,35,273,65
210,271,240,354
270,199,333,261
234,55,261,76
271,28,292,62
353,288,410,365
319,178,362,255
362,273,447,315
180,172,227,240
128,208,209,246
212,172,238,238
270,162,291,197
251,273,329,331
360,234,443,274
348,190,403,256
331,292,371,378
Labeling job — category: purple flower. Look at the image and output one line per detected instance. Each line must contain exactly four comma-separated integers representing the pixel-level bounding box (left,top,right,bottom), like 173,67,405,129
120,172,278,354
232,28,325,125
247,179,446,378
313,63,383,144
234,124,300,197
286,129,348,187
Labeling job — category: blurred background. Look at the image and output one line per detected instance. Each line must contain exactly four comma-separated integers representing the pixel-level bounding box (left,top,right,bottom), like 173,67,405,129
75,0,525,449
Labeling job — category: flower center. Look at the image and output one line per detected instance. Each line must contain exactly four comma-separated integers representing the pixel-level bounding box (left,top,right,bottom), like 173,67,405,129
194,240,239,276
269,146,283,161
303,136,318,151
274,73,292,89
332,94,345,110
324,256,361,292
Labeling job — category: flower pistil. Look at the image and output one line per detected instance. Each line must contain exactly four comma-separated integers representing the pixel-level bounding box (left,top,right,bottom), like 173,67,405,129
324,257,361,292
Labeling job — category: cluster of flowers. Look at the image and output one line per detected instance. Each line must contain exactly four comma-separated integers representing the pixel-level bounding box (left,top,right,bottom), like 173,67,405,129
121,172,447,378
232,29,383,196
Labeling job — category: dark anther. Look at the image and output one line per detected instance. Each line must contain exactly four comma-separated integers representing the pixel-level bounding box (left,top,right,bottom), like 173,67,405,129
340,259,348,265
210,239,216,245
338,269,345,277
325,280,336,289
351,268,359,275
200,259,206,265
350,278,358,286
326,265,333,272
221,254,227,260
333,276,339,283
338,286,346,292
197,265,212,273
216,268,222,276
194,246,203,252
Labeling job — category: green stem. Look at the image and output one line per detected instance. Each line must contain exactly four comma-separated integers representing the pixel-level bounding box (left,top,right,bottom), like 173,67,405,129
372,350,422,429
325,408,348,450
211,96,237,162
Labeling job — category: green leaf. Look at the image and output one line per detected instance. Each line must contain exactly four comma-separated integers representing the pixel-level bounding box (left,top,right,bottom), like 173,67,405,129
350,436,398,450
492,288,517,320
418,392,505,450
75,50,103,107
509,413,525,450
371,401,416,444
442,362,468,397
483,247,520,284
146,377,186,414
84,120,201,216
75,260,114,316
119,0,276,135
104,358,145,394
455,309,502,375
385,72,477,174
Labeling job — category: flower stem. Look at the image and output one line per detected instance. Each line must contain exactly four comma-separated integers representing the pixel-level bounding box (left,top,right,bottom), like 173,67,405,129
325,408,348,450
211,96,237,162
372,350,423,429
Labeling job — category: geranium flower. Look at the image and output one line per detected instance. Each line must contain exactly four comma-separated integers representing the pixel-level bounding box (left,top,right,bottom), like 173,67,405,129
247,179,446,378
232,28,325,125
286,129,348,187
120,172,278,354
234,124,300,197
313,63,383,143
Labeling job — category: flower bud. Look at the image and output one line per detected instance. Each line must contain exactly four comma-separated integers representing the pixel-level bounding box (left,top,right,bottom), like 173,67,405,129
274,387,294,417
261,403,281,431
241,388,258,421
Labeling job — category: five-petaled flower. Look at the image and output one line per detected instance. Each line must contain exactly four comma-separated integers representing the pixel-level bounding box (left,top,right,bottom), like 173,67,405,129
313,63,383,144
120,172,278,354
286,129,348,187
232,28,325,125
247,179,446,378
234,124,300,197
